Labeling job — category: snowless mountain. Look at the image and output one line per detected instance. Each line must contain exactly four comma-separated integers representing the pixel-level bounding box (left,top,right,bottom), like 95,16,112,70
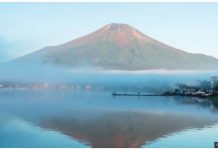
15,23,218,70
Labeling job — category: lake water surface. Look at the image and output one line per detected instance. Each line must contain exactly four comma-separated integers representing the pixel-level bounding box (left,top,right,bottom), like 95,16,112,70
0,89,218,148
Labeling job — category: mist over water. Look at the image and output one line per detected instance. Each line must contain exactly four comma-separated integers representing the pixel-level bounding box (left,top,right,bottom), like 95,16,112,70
0,62,217,93
0,62,218,148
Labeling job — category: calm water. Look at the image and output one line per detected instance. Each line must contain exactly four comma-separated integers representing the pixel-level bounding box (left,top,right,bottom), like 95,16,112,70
0,89,218,148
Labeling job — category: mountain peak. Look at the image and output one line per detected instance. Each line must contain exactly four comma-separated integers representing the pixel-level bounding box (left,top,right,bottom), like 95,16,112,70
16,23,218,70
101,23,138,34
92,23,147,48
103,23,130,30
65,23,147,48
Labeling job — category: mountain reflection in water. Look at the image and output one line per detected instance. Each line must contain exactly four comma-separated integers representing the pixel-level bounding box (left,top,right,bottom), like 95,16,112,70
0,90,218,148
40,111,217,148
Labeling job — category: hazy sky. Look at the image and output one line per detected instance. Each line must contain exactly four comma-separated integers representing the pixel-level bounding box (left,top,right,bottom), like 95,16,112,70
0,3,218,62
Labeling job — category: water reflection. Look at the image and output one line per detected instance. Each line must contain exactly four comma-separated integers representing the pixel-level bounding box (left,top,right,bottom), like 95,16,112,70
144,123,218,148
0,90,218,148
0,116,88,148
172,96,218,113
40,111,217,148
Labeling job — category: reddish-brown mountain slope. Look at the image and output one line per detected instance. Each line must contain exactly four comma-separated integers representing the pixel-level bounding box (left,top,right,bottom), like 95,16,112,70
16,23,218,70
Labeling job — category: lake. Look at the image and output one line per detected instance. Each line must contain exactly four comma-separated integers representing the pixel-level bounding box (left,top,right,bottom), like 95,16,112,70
0,89,218,148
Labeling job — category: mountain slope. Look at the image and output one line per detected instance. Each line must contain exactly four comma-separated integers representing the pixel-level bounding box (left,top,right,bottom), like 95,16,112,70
16,23,218,70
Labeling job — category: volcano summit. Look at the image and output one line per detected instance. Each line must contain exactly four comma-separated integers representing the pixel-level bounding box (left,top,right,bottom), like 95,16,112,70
15,23,218,70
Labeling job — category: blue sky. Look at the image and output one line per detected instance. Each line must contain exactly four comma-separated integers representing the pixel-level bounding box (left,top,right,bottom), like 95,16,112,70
0,3,218,62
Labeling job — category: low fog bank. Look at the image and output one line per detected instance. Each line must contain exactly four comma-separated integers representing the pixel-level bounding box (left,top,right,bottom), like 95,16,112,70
0,62,217,93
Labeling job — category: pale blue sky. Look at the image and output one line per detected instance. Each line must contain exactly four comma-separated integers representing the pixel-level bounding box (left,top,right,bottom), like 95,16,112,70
0,3,218,62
